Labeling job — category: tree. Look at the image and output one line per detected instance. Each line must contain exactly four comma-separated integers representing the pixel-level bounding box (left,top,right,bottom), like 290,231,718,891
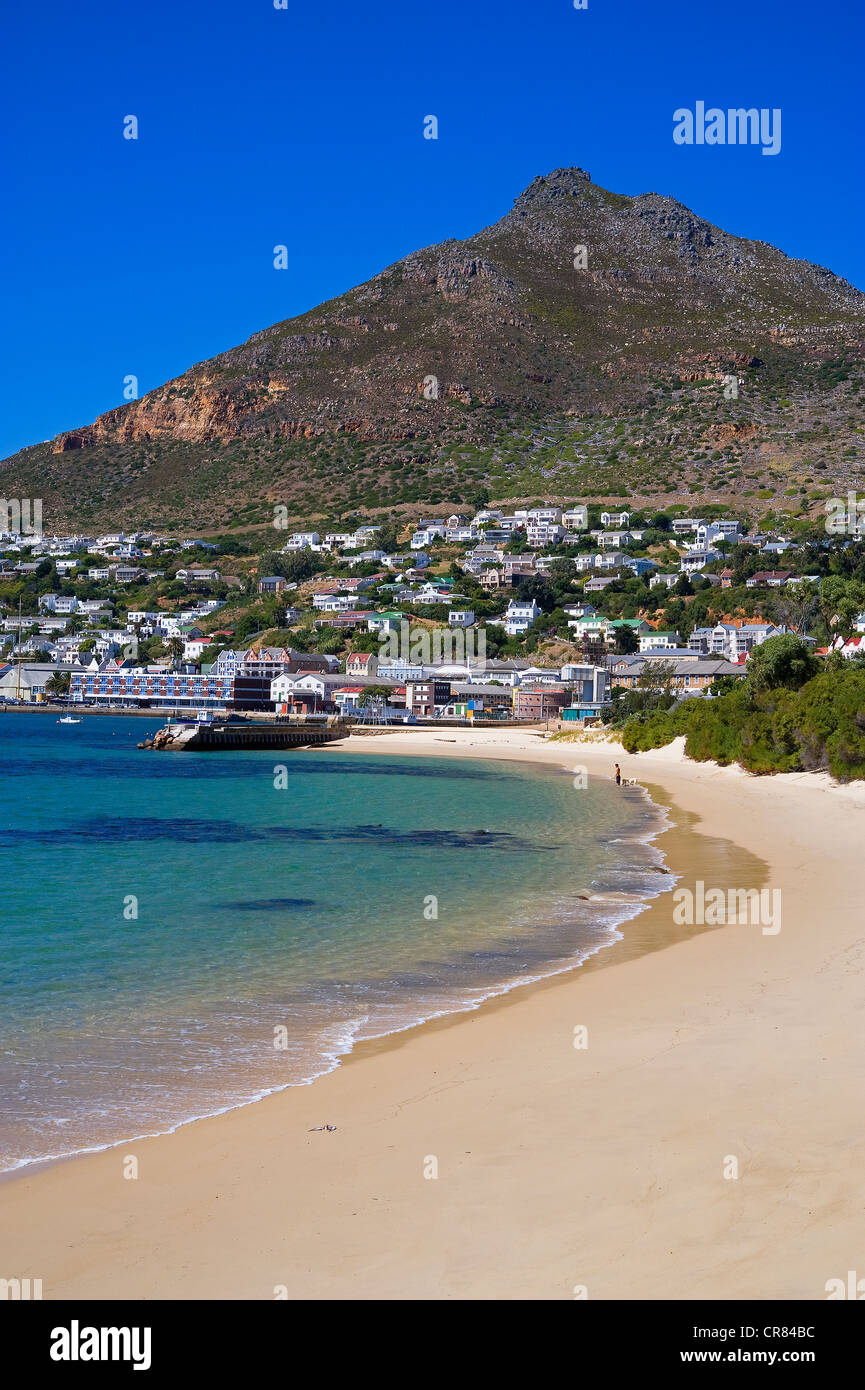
514,575,554,611
613,624,640,654
258,549,319,584
770,584,820,637
746,634,820,693
636,660,676,696
166,636,185,669
375,520,400,553
358,684,393,706
45,671,71,698
315,625,345,655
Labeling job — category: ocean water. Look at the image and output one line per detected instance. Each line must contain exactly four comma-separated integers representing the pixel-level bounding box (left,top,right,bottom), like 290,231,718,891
0,715,671,1172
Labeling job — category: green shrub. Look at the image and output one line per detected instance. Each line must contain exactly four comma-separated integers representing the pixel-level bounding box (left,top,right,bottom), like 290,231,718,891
619,662,865,781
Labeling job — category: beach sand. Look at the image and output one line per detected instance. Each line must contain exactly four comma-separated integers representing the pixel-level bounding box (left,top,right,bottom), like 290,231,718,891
2,729,863,1300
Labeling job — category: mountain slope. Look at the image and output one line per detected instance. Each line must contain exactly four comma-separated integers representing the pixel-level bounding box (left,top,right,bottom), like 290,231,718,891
4,167,865,531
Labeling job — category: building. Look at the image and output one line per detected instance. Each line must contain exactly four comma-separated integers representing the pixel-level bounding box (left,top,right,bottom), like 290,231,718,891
404,679,453,717
687,621,788,661
176,566,221,582
608,657,744,692
576,552,620,573
448,609,475,628
0,662,81,701
680,548,721,574
526,522,565,549
829,633,865,659
345,652,379,677
512,685,570,721
502,599,542,636
211,647,337,678
745,571,793,589
38,594,78,613
697,520,743,547
257,575,290,595
271,671,398,712
438,684,514,720
312,593,360,613
559,663,610,718
622,556,659,577
282,532,320,551
639,630,681,653
68,667,272,710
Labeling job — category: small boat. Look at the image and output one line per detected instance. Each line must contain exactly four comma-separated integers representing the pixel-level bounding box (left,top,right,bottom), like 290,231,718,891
58,697,82,725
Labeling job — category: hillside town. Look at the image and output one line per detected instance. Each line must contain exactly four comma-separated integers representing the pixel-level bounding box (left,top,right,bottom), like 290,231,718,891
1,498,863,723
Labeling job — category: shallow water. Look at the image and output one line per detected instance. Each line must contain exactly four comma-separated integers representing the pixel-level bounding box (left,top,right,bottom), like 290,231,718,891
0,715,672,1171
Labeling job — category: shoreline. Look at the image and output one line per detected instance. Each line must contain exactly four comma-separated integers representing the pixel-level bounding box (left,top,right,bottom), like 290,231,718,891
0,752,677,1180
3,730,864,1298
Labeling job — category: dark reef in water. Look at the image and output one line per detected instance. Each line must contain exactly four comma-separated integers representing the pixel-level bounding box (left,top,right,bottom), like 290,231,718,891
220,898,317,911
1,816,553,851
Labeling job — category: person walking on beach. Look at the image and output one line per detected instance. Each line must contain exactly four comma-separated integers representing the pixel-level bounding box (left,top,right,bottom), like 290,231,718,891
614,763,622,787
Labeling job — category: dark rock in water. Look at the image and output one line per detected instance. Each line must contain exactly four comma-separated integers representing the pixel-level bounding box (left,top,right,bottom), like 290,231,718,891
220,898,317,912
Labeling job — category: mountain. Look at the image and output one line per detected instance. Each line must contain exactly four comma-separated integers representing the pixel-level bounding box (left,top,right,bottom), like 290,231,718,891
4,166,864,532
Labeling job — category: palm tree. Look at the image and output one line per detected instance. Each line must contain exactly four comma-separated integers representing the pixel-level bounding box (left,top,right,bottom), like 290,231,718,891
45,671,71,699
166,636,184,670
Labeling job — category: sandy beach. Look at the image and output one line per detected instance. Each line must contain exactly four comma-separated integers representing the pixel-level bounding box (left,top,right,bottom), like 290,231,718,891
3,728,863,1301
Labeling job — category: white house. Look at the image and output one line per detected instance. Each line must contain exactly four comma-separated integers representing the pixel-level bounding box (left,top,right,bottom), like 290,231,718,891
680,548,721,574
183,636,214,661
562,506,588,531
38,594,78,613
282,532,320,551
347,549,388,566
412,527,444,549
697,520,743,548
312,593,357,613
601,510,630,528
576,552,620,572
176,566,220,581
639,630,681,653
688,622,784,661
830,633,865,659
526,522,565,549
448,609,475,627
504,599,542,636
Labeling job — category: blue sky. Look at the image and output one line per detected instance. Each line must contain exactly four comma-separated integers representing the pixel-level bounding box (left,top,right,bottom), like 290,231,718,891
1,0,861,459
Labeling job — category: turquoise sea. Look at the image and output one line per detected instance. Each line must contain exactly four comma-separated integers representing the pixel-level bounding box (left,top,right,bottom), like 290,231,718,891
0,715,671,1172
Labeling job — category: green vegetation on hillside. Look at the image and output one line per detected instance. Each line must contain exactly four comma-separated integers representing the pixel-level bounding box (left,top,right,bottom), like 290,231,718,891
619,638,865,780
